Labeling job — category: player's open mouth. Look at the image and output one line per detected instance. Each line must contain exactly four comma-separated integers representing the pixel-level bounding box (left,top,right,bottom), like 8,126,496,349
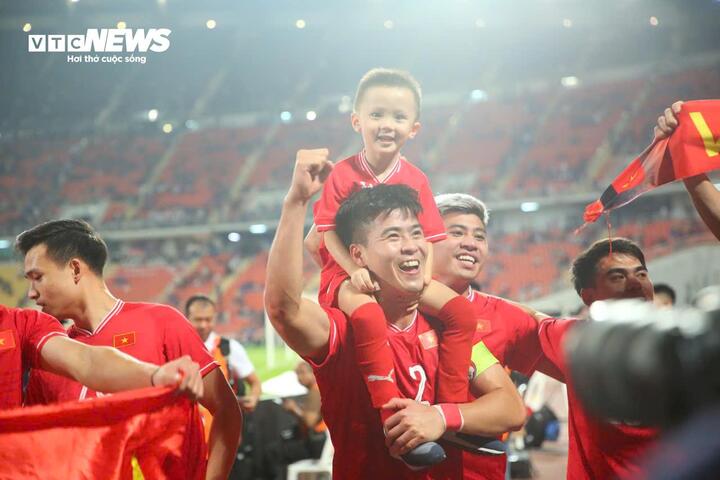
457,254,477,265
398,259,420,273
377,135,394,143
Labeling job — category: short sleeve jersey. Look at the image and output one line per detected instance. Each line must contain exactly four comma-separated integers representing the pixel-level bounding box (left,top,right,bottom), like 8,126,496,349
26,300,218,404
313,152,447,305
538,317,660,480
309,306,472,480
0,306,66,409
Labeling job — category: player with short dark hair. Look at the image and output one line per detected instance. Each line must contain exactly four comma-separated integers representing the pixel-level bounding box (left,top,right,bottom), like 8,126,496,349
18,219,242,480
303,69,477,463
538,238,660,479
266,156,526,478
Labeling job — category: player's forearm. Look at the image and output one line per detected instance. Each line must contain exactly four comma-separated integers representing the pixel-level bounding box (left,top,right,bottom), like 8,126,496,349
81,346,155,392
206,406,243,480
324,230,360,275
458,387,526,436
685,174,720,241
265,197,309,324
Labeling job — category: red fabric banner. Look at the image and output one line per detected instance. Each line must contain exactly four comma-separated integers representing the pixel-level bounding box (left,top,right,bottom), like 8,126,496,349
0,386,206,480
583,99,720,224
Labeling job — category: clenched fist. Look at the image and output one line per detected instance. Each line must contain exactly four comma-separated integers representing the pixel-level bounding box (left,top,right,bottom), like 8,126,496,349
287,148,334,204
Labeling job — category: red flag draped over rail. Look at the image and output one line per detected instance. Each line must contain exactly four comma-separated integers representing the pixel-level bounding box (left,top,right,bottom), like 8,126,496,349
0,386,206,480
583,99,720,224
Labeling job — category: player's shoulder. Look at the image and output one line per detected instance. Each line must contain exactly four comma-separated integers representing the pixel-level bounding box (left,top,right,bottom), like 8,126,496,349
399,156,429,179
1,305,57,330
121,301,187,322
330,153,361,175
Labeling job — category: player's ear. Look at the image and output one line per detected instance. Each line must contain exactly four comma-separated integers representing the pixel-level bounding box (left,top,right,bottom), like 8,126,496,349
351,112,361,133
68,258,83,284
408,120,421,139
349,244,367,268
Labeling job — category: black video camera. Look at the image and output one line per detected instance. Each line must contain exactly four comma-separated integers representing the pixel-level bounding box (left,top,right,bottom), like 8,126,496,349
565,286,720,428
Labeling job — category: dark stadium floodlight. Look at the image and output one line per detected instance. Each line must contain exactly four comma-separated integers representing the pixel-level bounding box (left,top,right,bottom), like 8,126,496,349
474,18,486,28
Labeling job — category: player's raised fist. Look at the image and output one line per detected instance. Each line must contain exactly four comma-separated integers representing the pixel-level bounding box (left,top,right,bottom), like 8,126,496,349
287,148,334,203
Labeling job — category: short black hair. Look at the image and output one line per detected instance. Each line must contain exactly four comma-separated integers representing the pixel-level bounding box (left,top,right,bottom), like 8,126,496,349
571,237,646,295
354,68,422,119
185,294,216,316
16,219,108,276
335,184,423,248
653,283,676,304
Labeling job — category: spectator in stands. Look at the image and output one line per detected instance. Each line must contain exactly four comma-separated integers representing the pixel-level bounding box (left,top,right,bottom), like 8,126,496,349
653,283,677,309
185,295,262,417
655,100,720,242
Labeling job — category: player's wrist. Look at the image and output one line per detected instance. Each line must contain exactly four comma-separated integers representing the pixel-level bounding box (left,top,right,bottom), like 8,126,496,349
433,403,464,432
150,366,161,387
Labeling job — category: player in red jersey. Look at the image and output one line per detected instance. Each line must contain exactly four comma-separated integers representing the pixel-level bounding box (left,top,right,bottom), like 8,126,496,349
303,69,477,461
0,304,203,410
427,193,564,479
15,219,242,480
265,154,525,478
538,238,661,479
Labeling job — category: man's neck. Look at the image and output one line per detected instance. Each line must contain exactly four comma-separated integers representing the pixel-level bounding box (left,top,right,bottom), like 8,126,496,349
72,285,119,332
377,291,419,330
436,275,470,296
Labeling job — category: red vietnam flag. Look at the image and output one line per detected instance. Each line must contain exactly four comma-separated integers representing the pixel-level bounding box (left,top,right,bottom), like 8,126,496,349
583,100,720,224
0,386,206,480
113,331,136,348
0,329,16,351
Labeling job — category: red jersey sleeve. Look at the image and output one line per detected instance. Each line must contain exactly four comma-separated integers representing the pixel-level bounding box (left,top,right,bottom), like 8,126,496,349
313,169,348,233
537,317,578,382
495,300,544,377
159,306,219,377
304,306,345,369
415,174,446,243
22,309,67,369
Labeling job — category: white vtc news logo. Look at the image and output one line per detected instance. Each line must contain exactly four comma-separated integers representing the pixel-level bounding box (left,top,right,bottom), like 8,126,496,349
28,28,171,53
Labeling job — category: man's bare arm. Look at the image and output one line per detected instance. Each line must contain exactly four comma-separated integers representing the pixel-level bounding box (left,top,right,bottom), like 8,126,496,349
264,149,334,360
201,369,243,480
40,336,203,398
